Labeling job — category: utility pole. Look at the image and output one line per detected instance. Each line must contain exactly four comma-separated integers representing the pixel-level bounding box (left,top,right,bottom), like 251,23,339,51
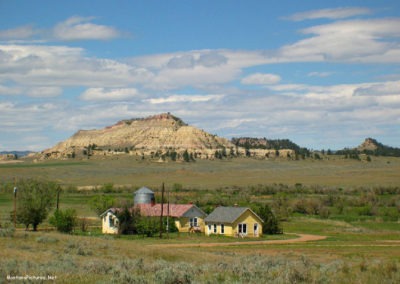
13,178,17,228
56,186,61,210
167,188,170,239
159,182,165,239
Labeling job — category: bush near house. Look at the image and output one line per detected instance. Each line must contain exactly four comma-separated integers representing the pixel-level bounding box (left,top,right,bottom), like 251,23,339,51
49,209,77,233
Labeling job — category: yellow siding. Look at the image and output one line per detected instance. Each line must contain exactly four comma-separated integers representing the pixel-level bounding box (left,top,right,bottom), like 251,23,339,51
176,217,205,232
232,210,262,237
205,223,234,236
205,209,262,238
102,212,119,234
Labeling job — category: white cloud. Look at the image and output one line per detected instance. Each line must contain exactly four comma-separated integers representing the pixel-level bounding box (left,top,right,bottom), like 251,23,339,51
0,44,152,88
27,86,62,98
0,84,21,95
353,81,400,96
53,16,121,41
167,54,195,69
0,16,122,42
197,52,228,67
241,73,281,85
0,25,37,39
81,88,139,101
287,7,371,21
147,94,223,104
279,18,400,63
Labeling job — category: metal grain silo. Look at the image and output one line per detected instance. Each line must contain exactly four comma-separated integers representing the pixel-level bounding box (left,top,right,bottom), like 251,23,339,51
134,186,155,205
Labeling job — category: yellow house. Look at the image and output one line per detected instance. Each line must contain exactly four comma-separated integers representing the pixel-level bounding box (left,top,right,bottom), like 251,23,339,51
204,206,263,237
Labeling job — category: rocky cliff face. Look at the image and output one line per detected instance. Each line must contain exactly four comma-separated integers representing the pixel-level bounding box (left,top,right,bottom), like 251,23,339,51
357,138,379,152
0,153,16,161
41,113,235,160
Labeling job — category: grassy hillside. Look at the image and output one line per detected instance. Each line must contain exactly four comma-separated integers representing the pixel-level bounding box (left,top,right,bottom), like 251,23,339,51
1,155,399,188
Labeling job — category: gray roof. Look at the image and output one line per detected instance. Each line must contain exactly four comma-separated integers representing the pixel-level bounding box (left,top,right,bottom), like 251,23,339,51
204,206,263,224
135,186,154,194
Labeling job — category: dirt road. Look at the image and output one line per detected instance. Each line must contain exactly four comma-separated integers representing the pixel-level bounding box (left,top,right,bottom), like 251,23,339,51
150,233,327,248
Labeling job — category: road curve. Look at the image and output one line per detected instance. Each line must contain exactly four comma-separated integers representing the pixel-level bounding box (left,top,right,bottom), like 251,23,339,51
150,233,327,248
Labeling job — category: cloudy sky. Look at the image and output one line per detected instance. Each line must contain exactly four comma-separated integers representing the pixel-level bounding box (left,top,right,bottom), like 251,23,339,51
1,0,400,151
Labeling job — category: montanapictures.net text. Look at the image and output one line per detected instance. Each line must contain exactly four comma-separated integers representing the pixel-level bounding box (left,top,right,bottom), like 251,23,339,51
7,275,57,281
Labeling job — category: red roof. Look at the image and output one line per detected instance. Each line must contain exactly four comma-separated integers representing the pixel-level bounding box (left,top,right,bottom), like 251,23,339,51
137,203,194,217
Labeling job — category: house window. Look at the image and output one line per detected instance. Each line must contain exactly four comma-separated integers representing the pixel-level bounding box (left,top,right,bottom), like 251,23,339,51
213,224,217,233
108,216,114,227
190,217,198,227
220,224,225,234
208,224,212,232
238,223,247,235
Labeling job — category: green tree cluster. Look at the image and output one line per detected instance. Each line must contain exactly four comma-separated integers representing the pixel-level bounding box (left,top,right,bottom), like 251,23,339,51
13,179,57,231
253,203,282,234
89,194,116,215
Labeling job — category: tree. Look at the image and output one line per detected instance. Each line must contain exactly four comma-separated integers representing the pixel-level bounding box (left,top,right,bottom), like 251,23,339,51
89,194,116,215
137,216,159,237
116,206,141,234
170,151,177,161
14,179,57,231
49,209,77,233
183,150,190,162
253,203,282,234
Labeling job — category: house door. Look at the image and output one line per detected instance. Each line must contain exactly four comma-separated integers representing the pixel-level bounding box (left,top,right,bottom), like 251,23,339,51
254,223,259,237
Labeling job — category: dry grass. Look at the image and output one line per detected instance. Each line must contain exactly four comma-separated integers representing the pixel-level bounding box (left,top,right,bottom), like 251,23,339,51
1,228,400,283
1,156,399,188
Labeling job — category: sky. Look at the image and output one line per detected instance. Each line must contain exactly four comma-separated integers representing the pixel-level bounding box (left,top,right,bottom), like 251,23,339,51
1,0,400,151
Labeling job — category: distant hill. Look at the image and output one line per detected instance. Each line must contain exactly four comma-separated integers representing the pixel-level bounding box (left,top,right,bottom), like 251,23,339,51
337,138,400,157
41,113,234,160
357,138,400,157
39,113,295,160
231,137,310,156
0,151,33,158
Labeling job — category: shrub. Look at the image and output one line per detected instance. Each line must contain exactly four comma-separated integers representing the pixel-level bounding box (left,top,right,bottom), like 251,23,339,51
36,235,59,244
49,209,77,233
0,226,15,237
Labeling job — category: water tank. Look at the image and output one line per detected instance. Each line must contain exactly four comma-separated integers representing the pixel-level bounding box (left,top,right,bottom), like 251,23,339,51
134,187,155,205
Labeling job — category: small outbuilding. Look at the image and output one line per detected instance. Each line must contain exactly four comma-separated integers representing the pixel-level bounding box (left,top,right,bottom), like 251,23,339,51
204,206,263,238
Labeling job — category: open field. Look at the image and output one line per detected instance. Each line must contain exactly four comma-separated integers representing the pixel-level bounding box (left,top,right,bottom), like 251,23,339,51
0,156,399,282
0,155,399,188
1,217,399,283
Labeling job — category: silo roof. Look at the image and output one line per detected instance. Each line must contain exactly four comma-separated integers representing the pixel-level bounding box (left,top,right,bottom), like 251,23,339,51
135,186,154,194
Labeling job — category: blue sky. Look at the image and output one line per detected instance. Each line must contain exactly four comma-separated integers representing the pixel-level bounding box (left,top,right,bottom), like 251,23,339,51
1,0,399,151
